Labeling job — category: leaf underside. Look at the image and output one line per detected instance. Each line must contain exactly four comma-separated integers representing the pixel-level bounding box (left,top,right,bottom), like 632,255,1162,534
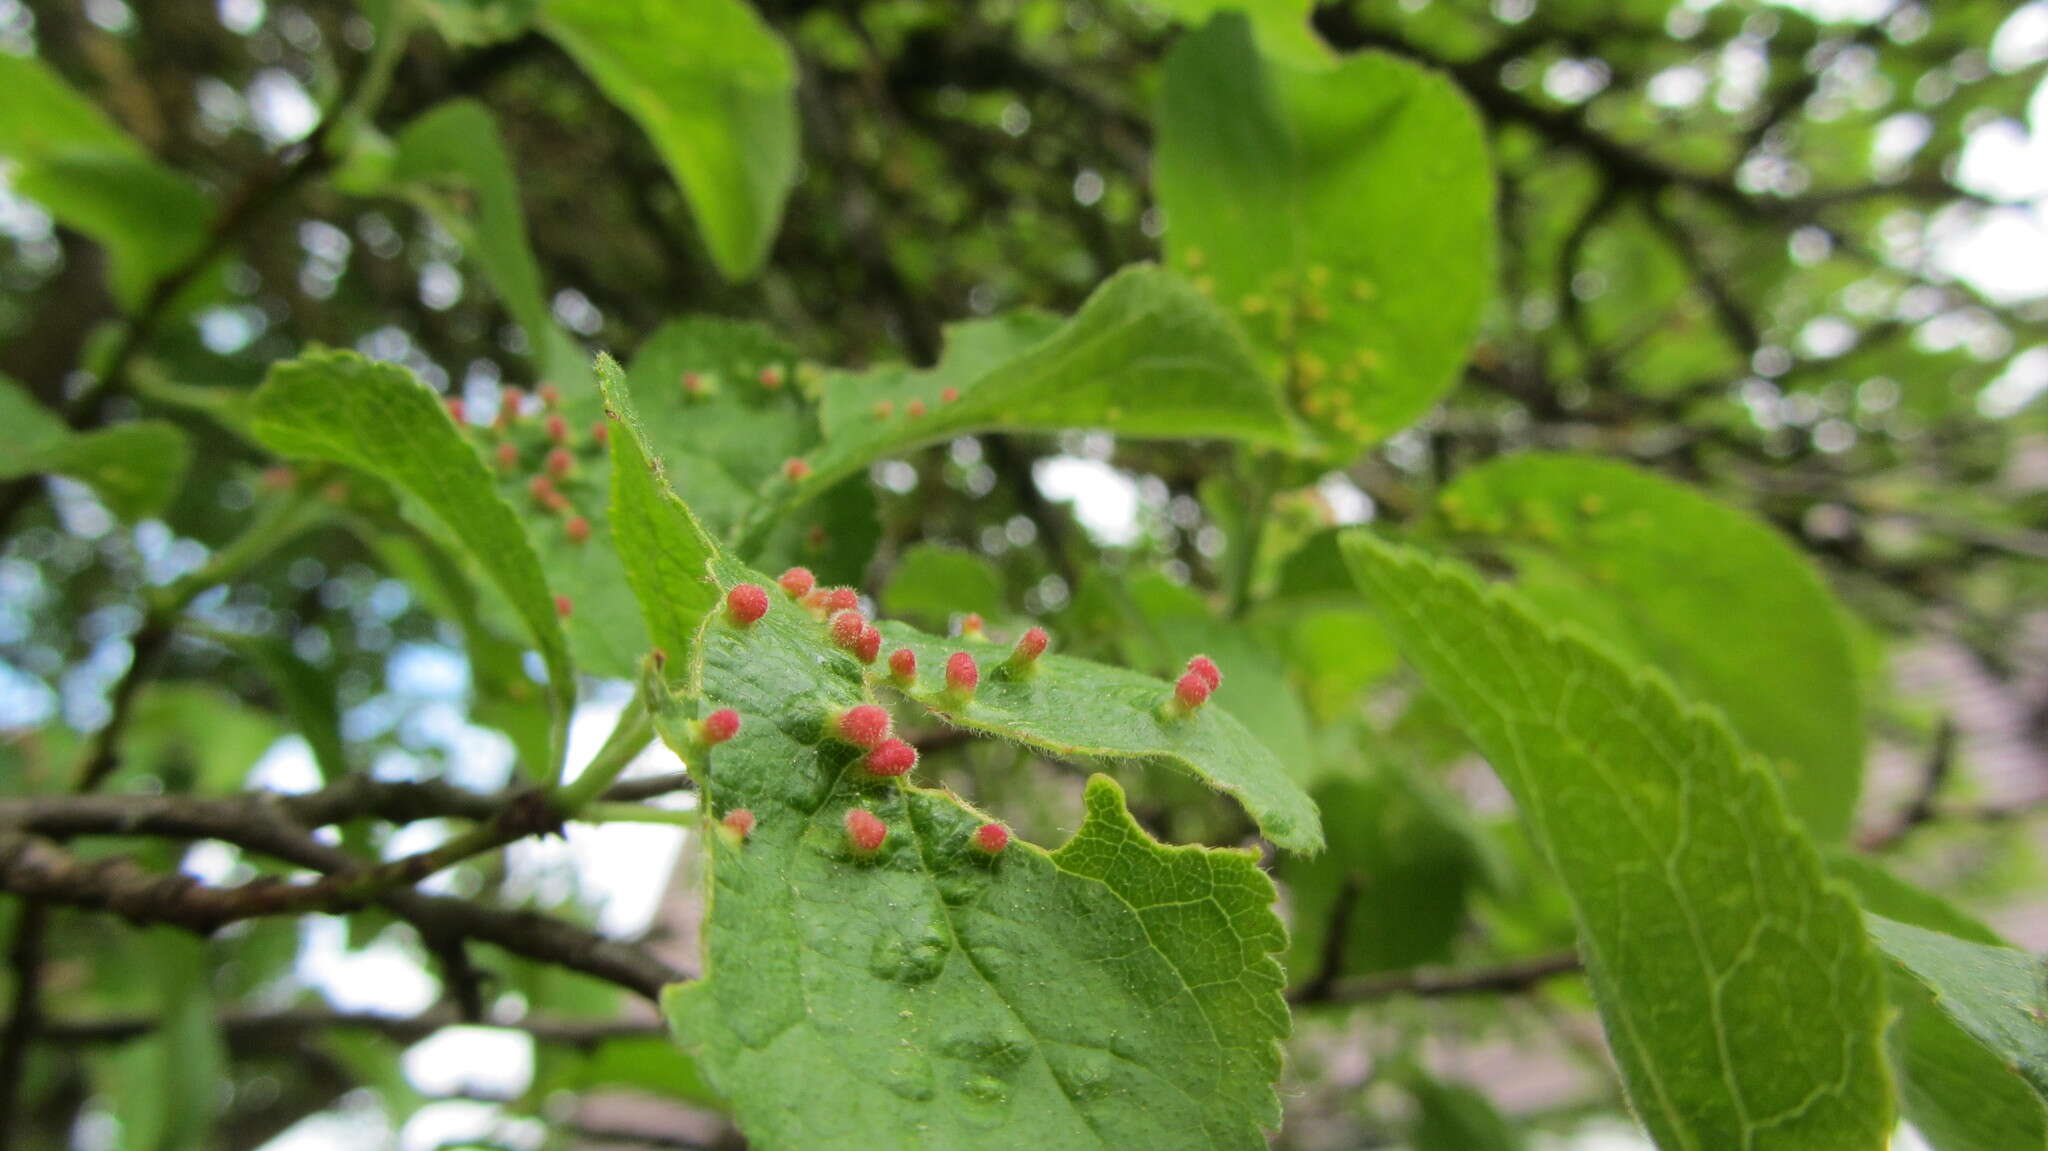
1343,533,1891,1151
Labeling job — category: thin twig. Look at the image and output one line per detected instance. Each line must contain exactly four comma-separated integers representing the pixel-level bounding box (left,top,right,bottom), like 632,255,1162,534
1289,950,1583,1006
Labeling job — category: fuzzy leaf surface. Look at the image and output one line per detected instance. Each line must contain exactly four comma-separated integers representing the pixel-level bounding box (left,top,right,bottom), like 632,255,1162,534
875,620,1323,852
659,557,1290,1150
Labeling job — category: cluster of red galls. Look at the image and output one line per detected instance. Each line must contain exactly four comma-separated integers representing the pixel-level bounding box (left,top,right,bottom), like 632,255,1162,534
707,570,1222,861
447,383,610,619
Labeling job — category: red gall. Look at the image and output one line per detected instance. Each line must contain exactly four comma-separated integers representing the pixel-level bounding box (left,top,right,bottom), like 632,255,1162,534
1008,626,1049,671
495,442,518,470
726,583,769,626
873,400,894,420
554,595,573,618
888,648,917,682
682,371,708,397
972,822,1009,854
528,475,556,502
783,458,811,481
906,399,927,418
260,465,295,491
721,808,755,839
834,704,892,749
844,808,887,854
778,567,816,599
864,738,917,777
758,364,784,390
538,382,562,409
445,396,466,423
945,651,979,699
590,421,609,446
824,587,859,614
855,625,883,664
1186,654,1222,692
565,516,591,545
829,609,867,650
545,413,570,445
546,447,574,480
501,386,526,419
940,386,960,404
959,613,986,640
702,708,741,745
1172,669,1212,712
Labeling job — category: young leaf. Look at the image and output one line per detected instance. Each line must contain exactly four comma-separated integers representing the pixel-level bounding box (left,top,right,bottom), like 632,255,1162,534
596,353,720,677
541,0,799,280
876,618,1323,853
1868,916,2048,1100
660,558,1290,1149
796,265,1298,506
0,377,191,520
1342,533,1892,1150
389,100,589,388
1156,15,1493,451
1434,453,1865,841
251,350,575,772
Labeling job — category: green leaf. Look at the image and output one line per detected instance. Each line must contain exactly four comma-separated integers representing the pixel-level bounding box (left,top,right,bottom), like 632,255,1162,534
597,353,720,678
875,615,1323,853
1134,0,1328,64
122,682,286,793
1280,762,1488,985
1155,16,1493,450
97,931,224,1151
1341,533,1892,1150
0,422,192,523
661,563,1291,1148
0,55,213,308
1409,1073,1524,1151
251,350,575,773
797,265,1298,509
541,0,798,280
882,544,1007,631
1435,453,1865,841
1,377,191,521
389,100,590,388
1829,858,2048,1151
1869,917,2048,1101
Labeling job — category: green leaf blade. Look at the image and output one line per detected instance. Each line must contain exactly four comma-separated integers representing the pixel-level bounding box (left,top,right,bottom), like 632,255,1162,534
660,557,1292,1149
804,265,1299,497
1341,533,1892,1151
1869,916,2048,1101
541,0,798,280
597,353,721,677
1437,452,1865,840
1156,16,1494,449
250,349,575,770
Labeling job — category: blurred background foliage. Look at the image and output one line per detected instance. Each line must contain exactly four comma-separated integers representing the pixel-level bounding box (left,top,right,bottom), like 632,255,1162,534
0,0,2045,1147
